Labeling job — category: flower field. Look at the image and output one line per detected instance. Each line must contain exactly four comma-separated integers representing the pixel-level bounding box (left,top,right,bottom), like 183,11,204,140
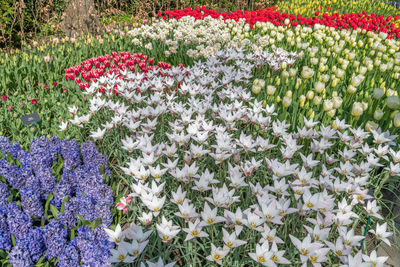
0,1,400,266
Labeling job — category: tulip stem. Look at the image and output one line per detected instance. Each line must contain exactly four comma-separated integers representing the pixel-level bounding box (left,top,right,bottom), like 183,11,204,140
360,216,371,250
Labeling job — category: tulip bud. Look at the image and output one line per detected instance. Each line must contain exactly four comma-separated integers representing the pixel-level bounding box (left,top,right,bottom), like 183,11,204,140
351,102,364,117
327,109,336,118
314,81,325,94
365,121,379,132
299,95,306,106
361,102,368,111
394,113,400,127
313,96,322,106
331,79,338,88
347,85,357,94
387,89,396,97
266,85,276,96
374,109,384,120
306,90,314,100
259,79,265,88
387,96,400,110
262,100,267,108
391,111,399,120
323,100,333,111
252,85,261,95
276,96,281,103
285,90,293,98
289,68,297,77
373,88,385,99
283,96,292,108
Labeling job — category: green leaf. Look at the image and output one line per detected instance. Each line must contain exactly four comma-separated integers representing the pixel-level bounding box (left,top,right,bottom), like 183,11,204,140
44,193,53,220
0,249,7,259
15,159,22,169
10,234,15,247
60,195,69,214
49,204,58,220
70,228,75,240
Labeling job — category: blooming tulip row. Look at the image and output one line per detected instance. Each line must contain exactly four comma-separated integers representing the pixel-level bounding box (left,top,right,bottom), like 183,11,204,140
277,0,400,19
60,47,398,266
157,6,400,38
128,15,400,131
0,3,399,266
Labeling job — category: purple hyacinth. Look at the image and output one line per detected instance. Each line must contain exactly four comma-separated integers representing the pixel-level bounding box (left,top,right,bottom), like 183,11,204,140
43,219,68,260
81,142,109,172
0,213,8,232
15,148,33,170
0,231,11,251
0,182,9,213
77,195,97,222
36,168,56,196
53,180,72,202
20,186,44,218
0,136,114,265
30,136,59,167
0,160,24,189
0,213,11,251
16,228,45,262
60,139,81,172
71,226,113,266
8,245,33,266
6,202,32,240
94,202,113,227
57,244,80,266
58,197,79,227
0,136,20,160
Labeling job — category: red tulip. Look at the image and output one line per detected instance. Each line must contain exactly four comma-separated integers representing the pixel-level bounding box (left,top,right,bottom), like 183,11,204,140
1,95,7,101
31,99,38,105
53,81,57,86
44,85,49,90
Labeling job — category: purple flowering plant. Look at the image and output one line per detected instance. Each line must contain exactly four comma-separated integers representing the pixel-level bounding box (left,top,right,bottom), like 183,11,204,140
0,136,115,266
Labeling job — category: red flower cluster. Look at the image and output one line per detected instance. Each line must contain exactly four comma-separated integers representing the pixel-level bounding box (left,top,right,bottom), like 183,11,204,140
64,51,171,94
157,6,400,39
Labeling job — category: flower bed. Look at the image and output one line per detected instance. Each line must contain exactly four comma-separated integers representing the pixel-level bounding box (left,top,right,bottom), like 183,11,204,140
60,47,399,265
128,15,400,132
157,6,400,38
0,136,114,266
0,3,399,266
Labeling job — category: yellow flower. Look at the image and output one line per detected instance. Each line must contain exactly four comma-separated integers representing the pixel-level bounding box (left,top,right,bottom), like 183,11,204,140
351,102,363,117
394,113,400,127
283,96,292,108
327,109,336,118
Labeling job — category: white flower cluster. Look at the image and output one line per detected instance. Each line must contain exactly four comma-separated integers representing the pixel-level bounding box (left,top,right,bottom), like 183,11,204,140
125,15,400,129
64,50,399,266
